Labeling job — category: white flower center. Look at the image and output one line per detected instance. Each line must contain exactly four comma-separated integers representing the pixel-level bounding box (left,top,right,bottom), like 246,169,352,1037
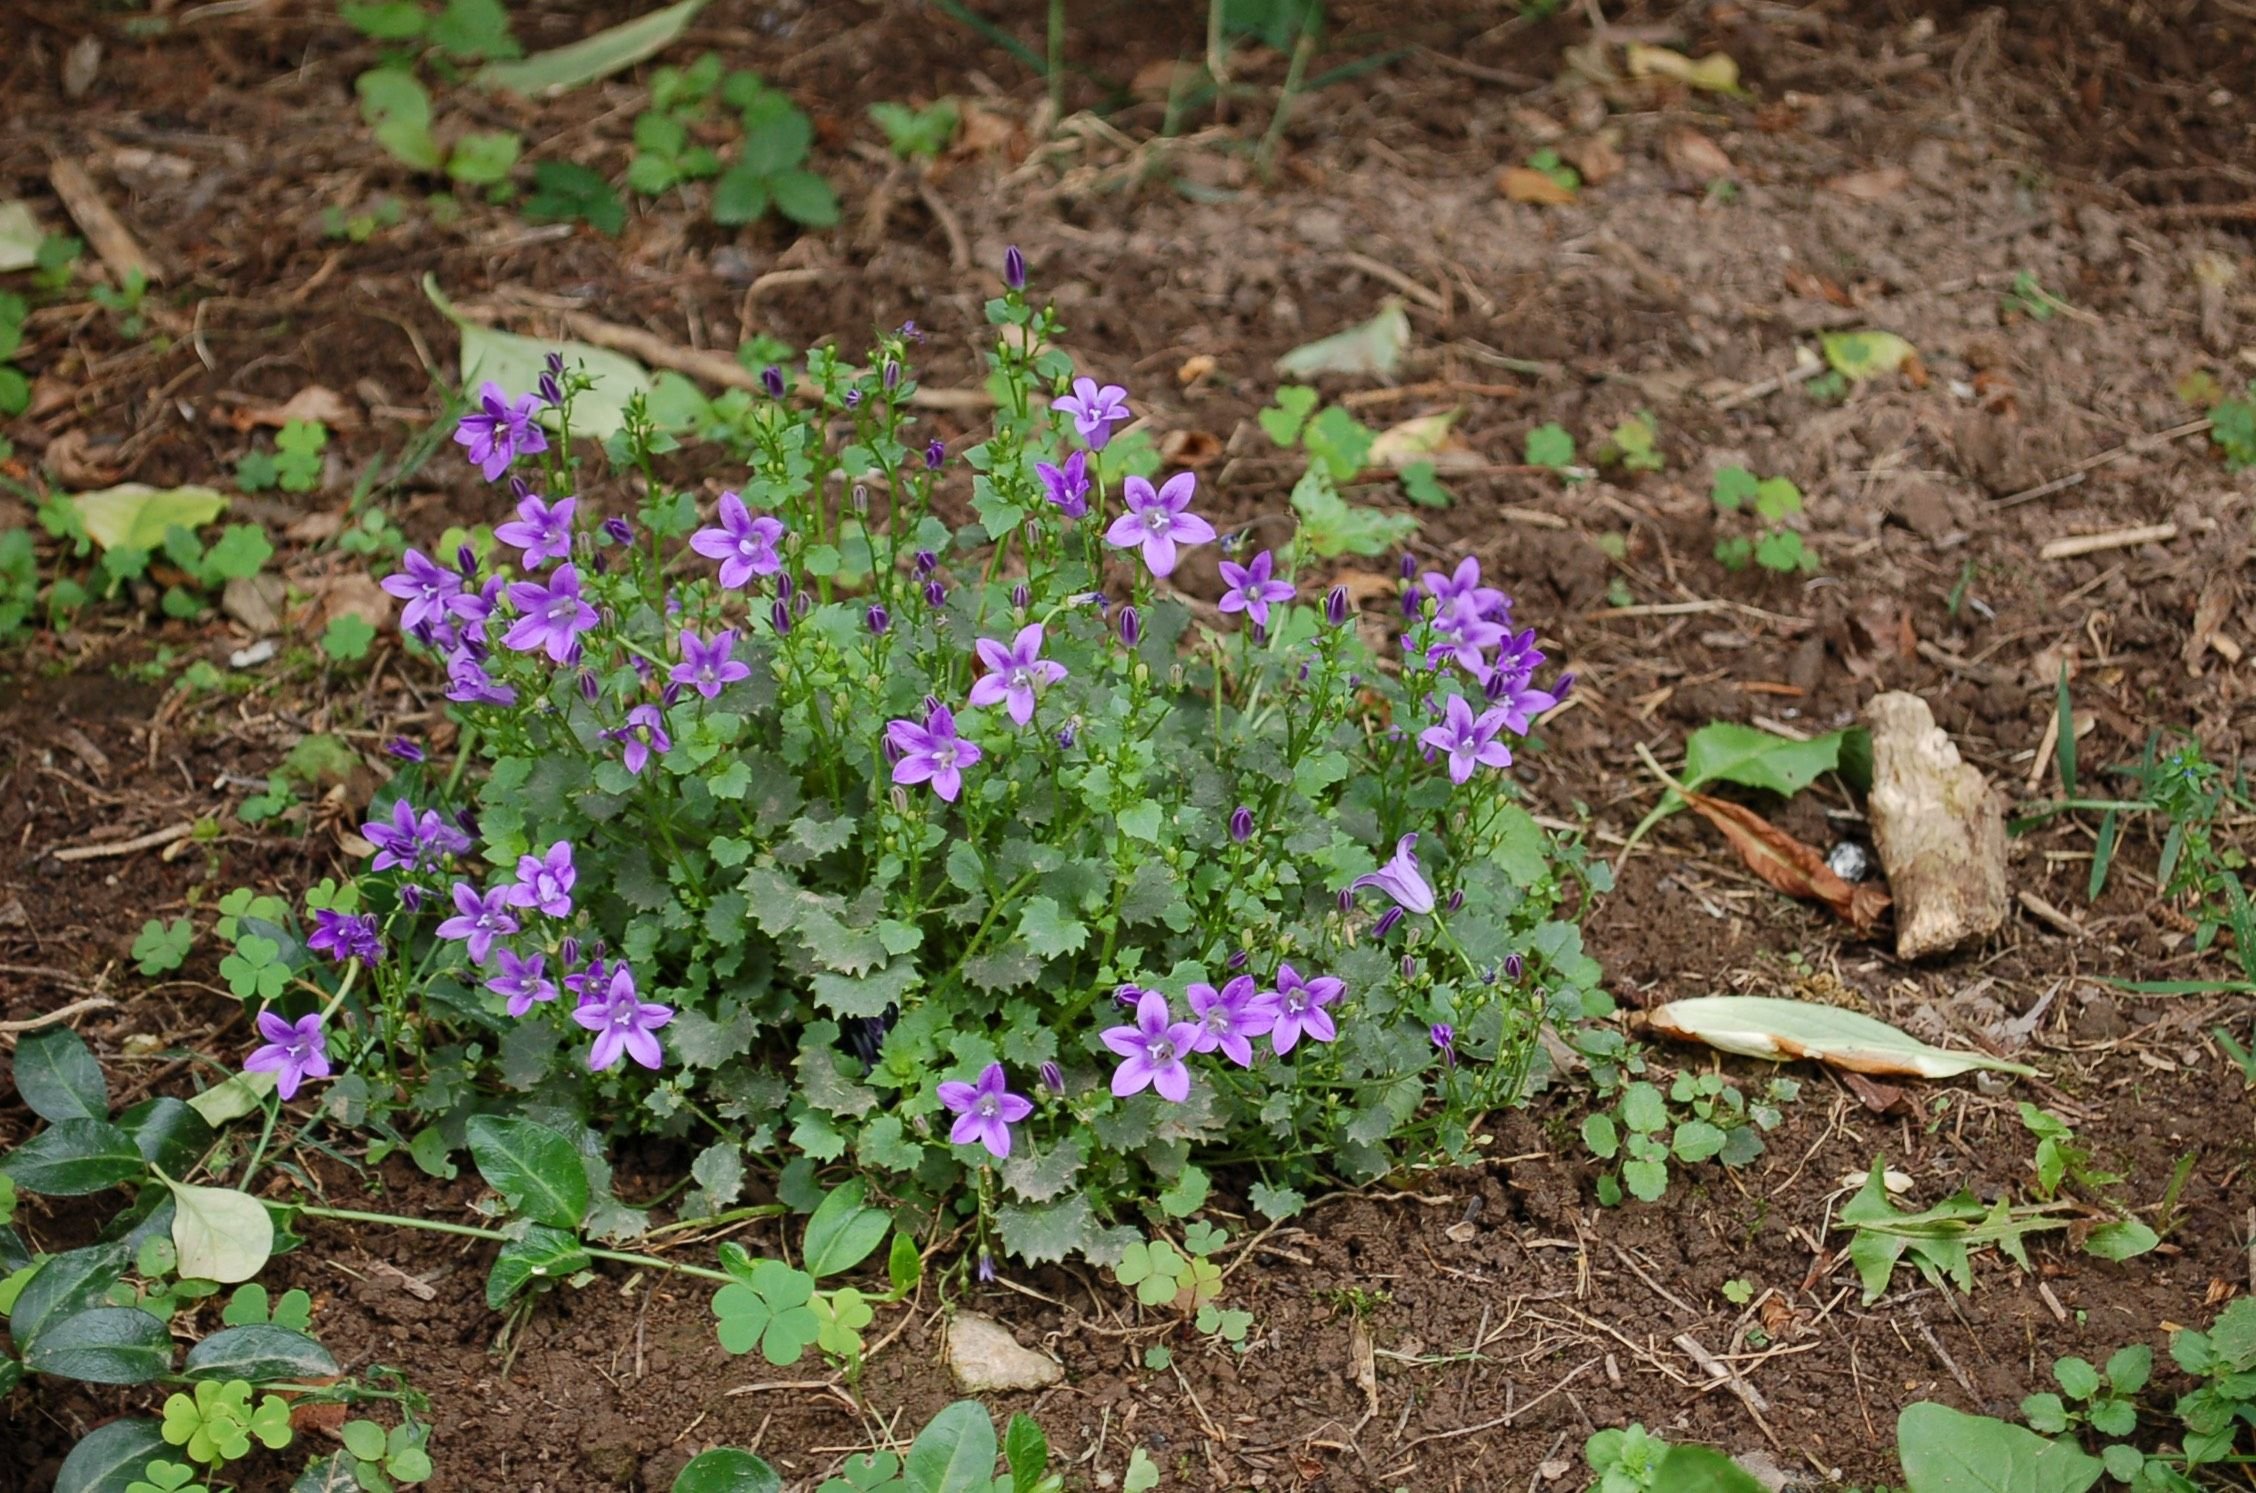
976,1096,1000,1118
1148,1039,1176,1063
1010,666,1033,691
547,599,576,622
1145,511,1173,537
1282,989,1308,1014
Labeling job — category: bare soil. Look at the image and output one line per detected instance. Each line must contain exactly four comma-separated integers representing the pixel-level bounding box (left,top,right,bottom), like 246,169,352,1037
4,2,2254,1490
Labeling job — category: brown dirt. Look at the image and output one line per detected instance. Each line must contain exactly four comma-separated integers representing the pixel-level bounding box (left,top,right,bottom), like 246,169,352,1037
5,1,2255,1490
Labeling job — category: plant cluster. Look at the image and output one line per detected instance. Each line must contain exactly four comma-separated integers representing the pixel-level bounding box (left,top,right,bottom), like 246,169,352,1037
1253,384,1424,555
209,252,1595,1278
1579,1067,1797,1204
1710,463,1815,574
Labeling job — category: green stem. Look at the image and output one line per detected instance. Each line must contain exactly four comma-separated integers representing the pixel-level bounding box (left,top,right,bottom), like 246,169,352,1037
295,1205,736,1285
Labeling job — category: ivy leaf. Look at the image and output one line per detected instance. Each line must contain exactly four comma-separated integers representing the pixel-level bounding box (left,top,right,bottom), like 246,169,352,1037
484,1223,592,1309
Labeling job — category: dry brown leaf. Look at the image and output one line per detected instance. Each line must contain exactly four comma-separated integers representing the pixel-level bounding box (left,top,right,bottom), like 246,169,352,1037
224,384,355,433
1328,568,1398,609
1176,353,1216,387
1562,134,1625,185
1131,57,1199,101
1841,1070,1912,1117
1369,410,1482,471
1686,791,1891,935
1499,167,1577,205
1159,429,1222,468
312,572,393,632
42,428,124,487
2184,574,2239,675
1824,166,1909,201
952,102,1021,158
1624,44,1742,93
1662,128,1733,181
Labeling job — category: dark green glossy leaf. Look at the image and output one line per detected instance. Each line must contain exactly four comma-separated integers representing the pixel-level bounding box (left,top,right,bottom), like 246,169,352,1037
0,1119,146,1195
801,1181,888,1279
1650,1445,1767,1493
55,1417,170,1493
11,1028,108,1123
465,1115,589,1230
183,1324,340,1383
115,1098,216,1176
904,1400,997,1493
23,1306,172,1384
671,1447,782,1493
9,1241,129,1347
485,1223,592,1309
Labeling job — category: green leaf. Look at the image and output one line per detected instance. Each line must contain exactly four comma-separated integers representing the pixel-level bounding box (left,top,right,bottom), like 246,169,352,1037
474,0,707,96
710,162,771,225
1274,300,1409,381
1671,1119,1728,1163
13,1027,108,1123
341,2,427,39
2022,1394,2070,1434
1,1118,147,1195
1005,1413,1049,1493
116,1099,216,1177
672,1447,782,1493
2100,1445,2144,1484
321,613,377,662
1015,897,1087,960
1711,465,1758,511
132,917,194,976
1525,422,1576,470
1399,461,1452,508
1619,1081,1667,1133
466,1115,591,1230
2083,1219,2158,1262
357,69,444,171
486,1222,594,1309
55,1417,170,1493
769,169,839,229
1650,1445,1768,1493
447,130,522,186
1581,1112,1620,1160
1622,1158,1669,1202
69,484,227,553
185,1070,275,1128
425,276,653,439
2103,1345,2151,1395
1302,404,1375,482
182,1324,339,1383
1258,386,1319,446
163,1176,274,1283
904,1401,999,1493
1822,330,1918,383
1649,996,2037,1078
24,1305,172,1383
9,1241,129,1347
802,1181,890,1278
1682,722,1852,797
2053,1357,2102,1402
524,160,626,235
1288,466,1417,560
1896,1403,2102,1493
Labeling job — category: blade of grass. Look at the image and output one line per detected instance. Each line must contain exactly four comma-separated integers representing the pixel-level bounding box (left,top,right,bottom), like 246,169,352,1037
2089,808,2120,899
2101,978,2256,995
2053,662,2077,797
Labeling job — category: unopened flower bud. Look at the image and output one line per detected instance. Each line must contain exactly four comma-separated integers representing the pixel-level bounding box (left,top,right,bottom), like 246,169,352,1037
1374,906,1406,939
866,603,890,635
925,579,947,607
794,589,812,619
563,640,583,668
1399,551,1418,580
1056,720,1078,749
1401,586,1422,619
662,682,684,708
890,786,909,812
925,439,946,471
1003,244,1026,290
1504,953,1524,981
1338,888,1356,914
884,360,901,391
1484,668,1509,701
387,738,425,763
1039,1060,1063,1094
456,543,478,577
1554,671,1577,700
761,364,785,398
777,573,795,603
1325,585,1349,626
1119,606,1140,646
603,516,633,546
771,598,792,636
1226,949,1249,972
1402,954,1419,981
924,694,945,717
915,549,938,575
977,1252,996,1283
1229,805,1254,843
399,883,424,912
560,936,581,967
1114,983,1143,1007
1431,1023,1456,1065
578,670,599,703
1446,889,1465,913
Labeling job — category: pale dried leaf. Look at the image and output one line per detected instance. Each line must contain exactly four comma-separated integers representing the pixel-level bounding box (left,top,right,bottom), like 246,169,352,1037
1649,995,2036,1077
1824,166,1909,201
1625,44,1741,93
1499,166,1577,205
1686,791,1890,935
1663,128,1734,181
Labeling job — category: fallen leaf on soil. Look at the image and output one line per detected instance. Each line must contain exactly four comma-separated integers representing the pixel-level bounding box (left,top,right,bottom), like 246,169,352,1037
312,573,392,632
1158,429,1222,467
474,0,706,96
1842,1071,1912,1116
1327,568,1397,609
1562,134,1625,184
1625,43,1742,93
1131,57,1200,100
1511,107,1566,143
71,482,228,551
1821,329,1919,384
222,574,286,634
42,429,124,487
2184,573,2239,674
1274,299,1409,381
1499,167,1577,205
1823,166,1909,201
1662,128,1734,181
1784,267,1854,307
954,102,1021,157
1648,995,2036,1077
224,385,355,432
0,199,42,271
1685,790,1891,934
1369,410,1477,470
426,276,655,440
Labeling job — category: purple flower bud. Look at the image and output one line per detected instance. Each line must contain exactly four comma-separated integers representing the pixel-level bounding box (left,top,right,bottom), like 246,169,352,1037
560,936,581,967
1401,586,1422,619
882,736,902,764
884,360,901,391
603,516,633,546
544,350,565,380
578,670,599,703
1431,1022,1455,1065
1229,805,1254,843
1084,590,1110,617
510,474,534,502
1298,661,1311,682
386,737,425,763
866,603,890,635
1253,623,1268,647
1505,953,1524,981
1554,671,1577,700
1010,583,1030,611
761,364,785,398
977,1252,996,1283
1119,605,1140,647
1481,963,1499,985
1484,668,1510,701
1039,1060,1063,1094
1114,983,1143,1008
776,572,795,603
592,940,607,962
662,682,685,708
538,370,563,407
1325,585,1349,626
456,543,479,577
771,597,792,636
1374,906,1406,940
563,639,584,668
925,579,947,607
1446,889,1465,913
399,883,425,911
1056,721,1077,749
924,694,945,717
925,439,946,471
1400,551,1419,580
1402,954,1419,981
1003,244,1026,290
1226,949,1249,971
590,549,607,575
844,388,863,408
1338,888,1356,913
455,806,478,835
794,589,812,619
899,320,922,342
915,549,938,575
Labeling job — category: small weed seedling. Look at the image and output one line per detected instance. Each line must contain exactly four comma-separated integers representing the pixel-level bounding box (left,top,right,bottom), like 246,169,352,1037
236,418,330,494
1581,1070,1796,1204
1836,1157,2155,1304
1525,421,1580,476
2019,1104,2122,1201
1526,148,1580,194
2179,371,2255,470
0,290,33,415
1255,385,1420,559
1595,411,1663,474
870,98,960,160
2001,271,2077,323
1710,465,1816,574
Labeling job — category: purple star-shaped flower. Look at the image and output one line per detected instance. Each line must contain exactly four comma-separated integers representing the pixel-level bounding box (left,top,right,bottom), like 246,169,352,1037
502,564,598,663
967,625,1067,727
572,963,673,1072
380,548,464,634
1104,472,1215,579
1418,694,1515,784
245,1011,331,1101
886,703,982,803
503,840,576,918
1218,549,1296,629
488,948,558,1017
614,703,671,775
670,627,752,701
1185,975,1278,1068
1488,672,1560,735
454,380,549,482
1035,450,1090,519
1100,990,1202,1102
435,881,520,967
1348,833,1437,917
936,1062,1033,1160
494,492,576,568
1053,377,1130,450
307,909,383,966
363,799,471,873
1269,963,1344,1054
446,651,519,707
1420,556,1508,620
1425,605,1506,675
689,493,787,589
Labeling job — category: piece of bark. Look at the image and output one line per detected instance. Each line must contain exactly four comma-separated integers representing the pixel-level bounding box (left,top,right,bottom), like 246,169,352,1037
48,159,165,285
1864,691,2008,959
